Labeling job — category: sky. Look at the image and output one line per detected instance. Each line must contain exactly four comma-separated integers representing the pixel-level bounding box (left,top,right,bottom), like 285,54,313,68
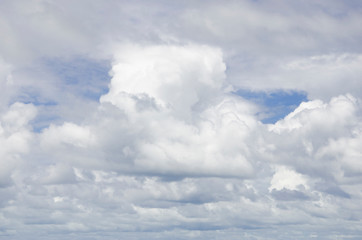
1,0,362,239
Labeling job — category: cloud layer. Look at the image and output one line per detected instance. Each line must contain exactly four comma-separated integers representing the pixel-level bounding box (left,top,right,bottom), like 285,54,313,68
1,1,362,239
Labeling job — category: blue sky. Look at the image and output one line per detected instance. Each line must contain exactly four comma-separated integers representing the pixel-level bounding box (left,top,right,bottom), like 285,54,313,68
1,1,362,240
235,90,308,123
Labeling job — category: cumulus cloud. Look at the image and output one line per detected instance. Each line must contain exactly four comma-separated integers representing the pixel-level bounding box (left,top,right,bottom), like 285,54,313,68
97,44,257,178
268,95,362,180
9,43,358,239
101,44,227,117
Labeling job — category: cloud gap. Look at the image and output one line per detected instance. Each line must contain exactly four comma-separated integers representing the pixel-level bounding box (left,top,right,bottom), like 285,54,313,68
235,89,308,123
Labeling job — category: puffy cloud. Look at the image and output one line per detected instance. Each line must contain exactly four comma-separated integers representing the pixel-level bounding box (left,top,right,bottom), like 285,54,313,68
0,102,36,188
40,122,96,149
97,44,258,178
267,95,361,179
1,48,362,240
259,94,362,222
269,166,309,191
101,44,227,119
1,41,361,239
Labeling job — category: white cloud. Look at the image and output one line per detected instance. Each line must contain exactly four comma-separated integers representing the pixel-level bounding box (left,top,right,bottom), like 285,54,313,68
266,95,361,179
101,44,227,119
0,58,15,109
0,102,36,188
40,122,95,149
2,44,362,239
269,166,309,192
98,44,258,177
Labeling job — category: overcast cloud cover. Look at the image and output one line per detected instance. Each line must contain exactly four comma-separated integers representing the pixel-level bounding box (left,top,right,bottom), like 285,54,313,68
1,0,362,239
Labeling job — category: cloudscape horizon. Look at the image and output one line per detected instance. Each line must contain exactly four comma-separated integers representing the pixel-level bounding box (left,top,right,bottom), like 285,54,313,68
1,1,362,239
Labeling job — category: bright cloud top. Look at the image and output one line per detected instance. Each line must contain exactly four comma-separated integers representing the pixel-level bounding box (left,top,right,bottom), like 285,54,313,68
95,44,256,177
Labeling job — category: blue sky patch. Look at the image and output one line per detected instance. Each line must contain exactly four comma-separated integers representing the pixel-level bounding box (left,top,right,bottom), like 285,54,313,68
235,89,308,123
45,57,110,101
